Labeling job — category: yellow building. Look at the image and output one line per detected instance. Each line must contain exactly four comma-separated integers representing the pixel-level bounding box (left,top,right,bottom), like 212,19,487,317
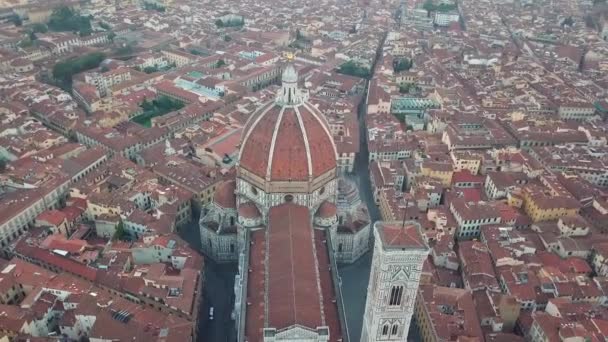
421,161,454,187
507,189,524,208
522,185,579,223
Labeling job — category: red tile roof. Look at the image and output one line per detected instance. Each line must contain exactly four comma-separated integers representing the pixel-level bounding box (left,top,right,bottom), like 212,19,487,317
377,221,427,249
238,202,261,219
245,230,266,341
267,203,323,329
36,210,67,227
213,180,236,209
239,102,336,182
313,229,342,341
315,200,337,218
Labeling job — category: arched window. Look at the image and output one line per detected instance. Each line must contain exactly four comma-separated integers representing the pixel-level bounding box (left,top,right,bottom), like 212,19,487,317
389,285,404,306
284,194,294,202
391,323,399,336
382,324,389,336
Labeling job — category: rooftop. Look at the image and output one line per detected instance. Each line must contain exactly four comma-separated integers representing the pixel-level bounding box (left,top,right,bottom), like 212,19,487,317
375,221,428,250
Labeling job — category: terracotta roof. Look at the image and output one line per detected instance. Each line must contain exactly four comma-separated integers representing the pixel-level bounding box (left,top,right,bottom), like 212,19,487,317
238,202,261,219
36,210,67,227
213,180,236,209
239,101,337,182
267,203,323,329
315,200,337,218
376,221,428,250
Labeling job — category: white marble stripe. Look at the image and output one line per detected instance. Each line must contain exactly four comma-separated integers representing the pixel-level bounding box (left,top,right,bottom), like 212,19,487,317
237,101,275,163
265,106,286,180
302,102,339,160
294,106,314,179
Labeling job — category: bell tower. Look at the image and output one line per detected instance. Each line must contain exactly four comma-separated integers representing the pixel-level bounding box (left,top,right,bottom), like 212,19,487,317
361,221,429,342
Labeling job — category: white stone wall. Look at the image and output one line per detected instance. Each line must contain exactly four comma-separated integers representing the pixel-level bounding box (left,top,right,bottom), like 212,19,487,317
237,178,337,219
331,223,370,264
361,225,429,342
314,215,337,228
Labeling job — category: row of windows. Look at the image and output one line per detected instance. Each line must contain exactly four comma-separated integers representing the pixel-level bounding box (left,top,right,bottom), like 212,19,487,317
389,285,404,306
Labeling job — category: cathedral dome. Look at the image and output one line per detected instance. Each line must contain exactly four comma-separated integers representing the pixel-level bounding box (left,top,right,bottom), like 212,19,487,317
237,65,337,186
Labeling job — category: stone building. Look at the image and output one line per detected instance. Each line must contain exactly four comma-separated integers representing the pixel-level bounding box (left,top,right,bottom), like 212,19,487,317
199,65,372,341
361,221,429,342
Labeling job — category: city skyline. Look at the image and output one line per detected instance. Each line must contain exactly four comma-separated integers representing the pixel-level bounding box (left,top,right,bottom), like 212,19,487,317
0,0,607,341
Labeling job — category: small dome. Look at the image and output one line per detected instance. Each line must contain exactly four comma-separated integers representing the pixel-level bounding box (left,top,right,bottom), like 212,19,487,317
315,201,337,218
238,202,261,218
282,64,298,83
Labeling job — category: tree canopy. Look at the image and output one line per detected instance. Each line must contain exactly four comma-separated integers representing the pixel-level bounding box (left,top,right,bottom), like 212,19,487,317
113,220,127,241
48,6,92,36
423,0,457,13
143,2,165,11
52,52,106,85
10,15,22,27
337,60,370,78
393,58,412,72
31,23,48,33
216,17,244,28
133,96,185,127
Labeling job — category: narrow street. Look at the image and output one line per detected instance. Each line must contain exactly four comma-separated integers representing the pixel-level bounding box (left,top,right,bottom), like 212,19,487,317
179,218,238,342
197,260,238,342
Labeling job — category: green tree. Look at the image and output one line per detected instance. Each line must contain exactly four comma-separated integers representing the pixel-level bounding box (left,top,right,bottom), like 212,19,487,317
224,35,232,42
215,19,224,27
18,37,34,48
48,6,92,36
216,59,226,67
31,23,48,33
153,95,184,111
337,60,370,78
436,3,456,12
99,21,111,30
79,28,92,36
143,2,165,11
113,220,126,240
394,58,412,72
10,15,22,27
141,98,154,111
52,52,106,84
107,31,116,42
423,0,435,13
0,159,7,172
143,65,159,73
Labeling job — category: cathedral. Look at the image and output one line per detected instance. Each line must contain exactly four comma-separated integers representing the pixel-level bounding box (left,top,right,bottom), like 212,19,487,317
199,65,428,342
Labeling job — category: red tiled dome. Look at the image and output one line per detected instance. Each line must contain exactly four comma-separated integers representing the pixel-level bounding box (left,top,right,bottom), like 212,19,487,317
238,100,337,182
315,201,337,218
238,202,261,218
